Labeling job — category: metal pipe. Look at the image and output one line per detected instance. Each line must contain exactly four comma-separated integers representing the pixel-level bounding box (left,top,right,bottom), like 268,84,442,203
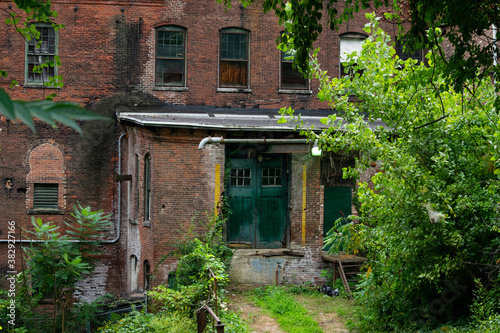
0,133,128,244
103,132,128,243
198,136,309,149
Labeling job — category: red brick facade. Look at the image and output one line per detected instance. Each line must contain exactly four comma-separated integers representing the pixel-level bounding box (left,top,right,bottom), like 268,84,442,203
0,0,397,297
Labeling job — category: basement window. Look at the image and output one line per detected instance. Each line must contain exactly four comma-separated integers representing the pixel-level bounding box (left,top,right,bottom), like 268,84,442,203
33,183,59,210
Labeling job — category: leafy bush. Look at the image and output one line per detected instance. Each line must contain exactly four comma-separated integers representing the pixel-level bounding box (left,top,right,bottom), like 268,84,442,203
97,310,195,333
148,284,204,314
288,14,500,331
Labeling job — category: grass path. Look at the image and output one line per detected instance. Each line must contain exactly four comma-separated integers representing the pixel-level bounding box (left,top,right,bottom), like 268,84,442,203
227,286,353,333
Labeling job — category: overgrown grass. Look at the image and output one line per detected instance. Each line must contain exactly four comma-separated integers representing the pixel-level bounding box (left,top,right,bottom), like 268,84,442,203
252,286,324,333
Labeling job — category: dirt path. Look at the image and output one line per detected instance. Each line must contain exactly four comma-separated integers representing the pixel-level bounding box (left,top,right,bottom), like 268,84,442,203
227,289,350,333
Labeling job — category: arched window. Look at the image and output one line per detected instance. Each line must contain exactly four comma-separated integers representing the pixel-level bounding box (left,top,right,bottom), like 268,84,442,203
339,33,367,77
26,143,65,213
155,25,187,87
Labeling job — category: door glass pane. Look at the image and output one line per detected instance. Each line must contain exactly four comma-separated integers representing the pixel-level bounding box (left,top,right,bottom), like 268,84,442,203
262,168,282,186
230,168,251,186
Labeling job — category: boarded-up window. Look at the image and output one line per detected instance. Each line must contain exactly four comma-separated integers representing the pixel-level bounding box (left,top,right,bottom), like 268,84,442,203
33,183,59,209
156,26,186,86
220,29,249,88
26,25,57,83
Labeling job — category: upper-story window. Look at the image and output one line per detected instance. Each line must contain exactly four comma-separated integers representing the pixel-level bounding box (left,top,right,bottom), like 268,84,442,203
339,33,367,77
396,39,423,63
219,28,249,88
156,26,186,87
280,50,309,90
25,24,58,85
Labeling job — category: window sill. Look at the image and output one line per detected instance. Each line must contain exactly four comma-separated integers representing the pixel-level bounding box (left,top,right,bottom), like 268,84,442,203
23,83,61,89
143,220,151,228
217,87,252,93
278,89,312,95
27,209,65,215
153,86,188,92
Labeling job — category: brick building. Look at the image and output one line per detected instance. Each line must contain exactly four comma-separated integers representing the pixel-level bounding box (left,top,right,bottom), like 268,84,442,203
0,0,400,299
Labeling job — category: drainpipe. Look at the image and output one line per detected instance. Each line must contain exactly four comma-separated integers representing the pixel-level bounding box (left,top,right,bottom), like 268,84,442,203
0,133,127,244
102,132,128,243
198,136,310,149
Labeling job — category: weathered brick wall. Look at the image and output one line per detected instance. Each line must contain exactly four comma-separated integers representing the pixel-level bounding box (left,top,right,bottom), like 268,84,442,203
0,0,395,109
0,0,407,293
118,125,226,287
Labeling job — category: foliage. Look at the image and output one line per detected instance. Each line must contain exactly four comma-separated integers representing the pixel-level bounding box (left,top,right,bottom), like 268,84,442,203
252,286,323,333
282,14,500,331
21,205,112,332
0,2,110,133
219,0,500,100
148,284,204,314
148,209,234,330
97,310,196,333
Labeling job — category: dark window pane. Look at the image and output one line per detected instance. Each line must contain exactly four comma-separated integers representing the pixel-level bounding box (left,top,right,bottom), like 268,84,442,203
281,62,307,89
221,33,247,60
156,59,184,85
396,40,422,62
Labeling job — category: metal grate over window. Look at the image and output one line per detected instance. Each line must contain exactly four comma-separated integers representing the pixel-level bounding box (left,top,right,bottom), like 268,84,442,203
262,168,282,186
230,168,251,186
33,183,58,209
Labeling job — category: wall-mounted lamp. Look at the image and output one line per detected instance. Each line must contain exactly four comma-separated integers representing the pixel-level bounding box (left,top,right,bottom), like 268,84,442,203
311,141,322,156
8,4,12,9
120,7,125,13
74,5,79,12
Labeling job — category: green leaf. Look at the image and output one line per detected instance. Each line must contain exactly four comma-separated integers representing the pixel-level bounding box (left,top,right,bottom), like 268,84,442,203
0,89,15,120
13,102,35,131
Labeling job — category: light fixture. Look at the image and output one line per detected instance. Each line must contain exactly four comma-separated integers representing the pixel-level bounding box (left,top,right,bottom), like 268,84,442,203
311,141,322,156
74,5,78,12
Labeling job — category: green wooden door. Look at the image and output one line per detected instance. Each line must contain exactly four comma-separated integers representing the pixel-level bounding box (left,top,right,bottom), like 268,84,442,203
323,187,352,249
227,157,287,249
